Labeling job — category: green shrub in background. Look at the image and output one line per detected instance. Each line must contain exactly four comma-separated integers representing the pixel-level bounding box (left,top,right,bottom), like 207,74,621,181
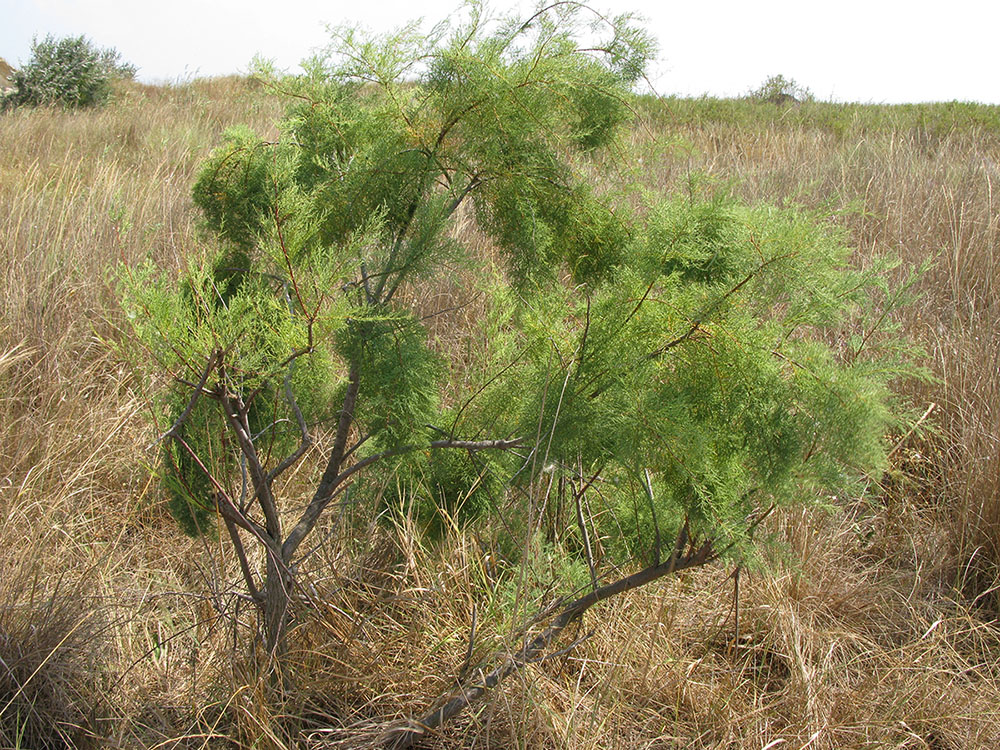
5,34,136,109
749,73,814,104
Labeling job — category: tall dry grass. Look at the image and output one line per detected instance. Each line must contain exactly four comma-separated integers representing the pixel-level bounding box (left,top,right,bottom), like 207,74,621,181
1,83,998,748
0,78,283,747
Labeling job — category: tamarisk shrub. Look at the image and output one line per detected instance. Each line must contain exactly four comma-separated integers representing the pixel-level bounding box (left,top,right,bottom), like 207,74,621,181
120,2,911,694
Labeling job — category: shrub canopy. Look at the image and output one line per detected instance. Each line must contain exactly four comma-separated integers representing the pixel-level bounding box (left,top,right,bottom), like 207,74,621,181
7,34,135,109
121,1,910,658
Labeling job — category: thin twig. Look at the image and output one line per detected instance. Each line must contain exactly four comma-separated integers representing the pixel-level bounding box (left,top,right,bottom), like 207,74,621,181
575,474,598,591
154,350,219,446
643,468,662,565
886,402,937,461
458,604,478,679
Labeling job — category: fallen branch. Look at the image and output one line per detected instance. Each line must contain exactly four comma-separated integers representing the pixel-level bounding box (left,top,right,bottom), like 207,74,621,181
384,530,715,748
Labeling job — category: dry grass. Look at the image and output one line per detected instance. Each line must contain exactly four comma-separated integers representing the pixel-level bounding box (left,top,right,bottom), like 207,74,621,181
1,83,999,747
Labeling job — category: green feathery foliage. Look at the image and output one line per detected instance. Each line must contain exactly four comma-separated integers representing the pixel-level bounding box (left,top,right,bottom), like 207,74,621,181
121,1,910,629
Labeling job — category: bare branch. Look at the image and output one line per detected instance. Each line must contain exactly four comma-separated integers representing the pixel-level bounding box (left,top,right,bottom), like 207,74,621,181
428,437,523,451
282,443,409,561
265,346,314,483
387,530,716,748
154,350,219,446
223,514,264,603
217,380,282,539
648,252,797,360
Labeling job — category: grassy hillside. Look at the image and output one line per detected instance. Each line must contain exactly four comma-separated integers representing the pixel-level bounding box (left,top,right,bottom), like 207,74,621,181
1,80,998,748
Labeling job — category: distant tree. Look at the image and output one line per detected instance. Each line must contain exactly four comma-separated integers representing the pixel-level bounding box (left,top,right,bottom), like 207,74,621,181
5,34,136,109
750,73,813,104
121,1,908,729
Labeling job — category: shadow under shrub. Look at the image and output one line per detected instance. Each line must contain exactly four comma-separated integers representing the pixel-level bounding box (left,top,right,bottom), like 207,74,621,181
0,572,108,749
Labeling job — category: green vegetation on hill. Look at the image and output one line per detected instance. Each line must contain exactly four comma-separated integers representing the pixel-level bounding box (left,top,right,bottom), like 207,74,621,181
636,94,1000,140
0,57,14,89
3,34,136,109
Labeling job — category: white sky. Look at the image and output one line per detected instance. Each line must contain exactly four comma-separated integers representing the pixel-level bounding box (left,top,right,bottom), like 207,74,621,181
2,0,998,104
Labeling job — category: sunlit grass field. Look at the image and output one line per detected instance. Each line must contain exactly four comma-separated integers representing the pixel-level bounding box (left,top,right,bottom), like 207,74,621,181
1,78,998,748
